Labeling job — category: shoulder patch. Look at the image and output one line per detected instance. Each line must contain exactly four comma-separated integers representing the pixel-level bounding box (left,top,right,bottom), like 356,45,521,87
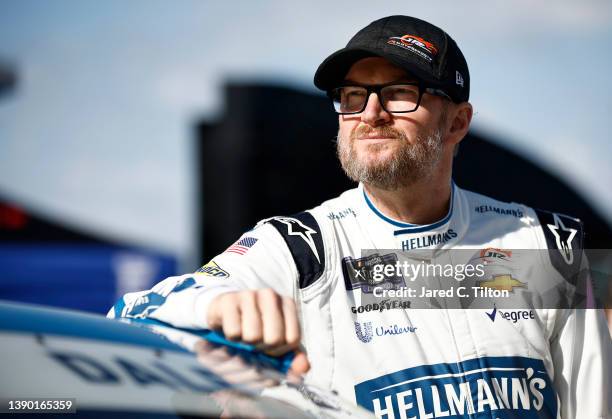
195,260,229,278
267,212,325,289
535,209,584,284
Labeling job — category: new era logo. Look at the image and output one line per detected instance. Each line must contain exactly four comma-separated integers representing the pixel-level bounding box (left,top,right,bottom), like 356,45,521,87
456,71,464,87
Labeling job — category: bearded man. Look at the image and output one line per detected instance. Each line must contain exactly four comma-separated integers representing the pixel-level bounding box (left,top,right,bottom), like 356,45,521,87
109,16,610,418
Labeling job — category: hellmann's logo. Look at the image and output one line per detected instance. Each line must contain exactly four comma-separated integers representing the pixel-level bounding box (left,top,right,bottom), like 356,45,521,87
354,356,557,418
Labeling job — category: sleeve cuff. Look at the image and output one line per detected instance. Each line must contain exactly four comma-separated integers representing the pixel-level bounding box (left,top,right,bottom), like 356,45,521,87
193,285,240,329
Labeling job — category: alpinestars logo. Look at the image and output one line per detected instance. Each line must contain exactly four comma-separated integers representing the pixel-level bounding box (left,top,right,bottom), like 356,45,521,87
546,213,578,265
274,217,320,263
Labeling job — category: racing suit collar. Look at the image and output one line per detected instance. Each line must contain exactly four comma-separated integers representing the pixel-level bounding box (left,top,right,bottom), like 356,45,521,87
358,181,470,251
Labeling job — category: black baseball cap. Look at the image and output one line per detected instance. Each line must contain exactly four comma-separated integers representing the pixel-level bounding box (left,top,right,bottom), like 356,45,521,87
314,15,469,103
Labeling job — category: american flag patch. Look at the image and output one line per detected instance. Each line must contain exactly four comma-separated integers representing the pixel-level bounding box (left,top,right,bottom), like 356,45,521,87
226,237,258,255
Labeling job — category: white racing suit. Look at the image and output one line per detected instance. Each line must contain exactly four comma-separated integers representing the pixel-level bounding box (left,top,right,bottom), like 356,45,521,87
109,183,611,418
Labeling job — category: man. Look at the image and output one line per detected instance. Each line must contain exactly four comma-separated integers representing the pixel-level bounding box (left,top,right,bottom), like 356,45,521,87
110,16,610,418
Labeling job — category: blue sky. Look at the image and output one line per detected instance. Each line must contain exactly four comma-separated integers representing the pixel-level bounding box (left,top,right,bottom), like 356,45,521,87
0,0,610,266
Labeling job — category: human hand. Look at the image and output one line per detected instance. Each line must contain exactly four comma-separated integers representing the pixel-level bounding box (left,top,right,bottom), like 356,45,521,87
207,289,310,374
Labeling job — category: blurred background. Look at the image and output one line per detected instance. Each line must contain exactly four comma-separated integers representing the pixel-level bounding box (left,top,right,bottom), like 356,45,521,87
1,0,611,314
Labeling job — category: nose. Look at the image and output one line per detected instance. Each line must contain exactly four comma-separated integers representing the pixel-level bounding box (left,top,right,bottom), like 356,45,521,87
361,92,391,127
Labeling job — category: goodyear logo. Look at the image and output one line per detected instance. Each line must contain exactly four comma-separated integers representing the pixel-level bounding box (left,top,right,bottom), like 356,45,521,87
355,356,557,418
478,275,526,293
196,261,229,278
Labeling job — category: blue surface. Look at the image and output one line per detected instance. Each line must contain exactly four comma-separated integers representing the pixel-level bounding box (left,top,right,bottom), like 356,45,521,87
0,243,177,313
0,300,189,352
125,317,296,374
0,301,295,374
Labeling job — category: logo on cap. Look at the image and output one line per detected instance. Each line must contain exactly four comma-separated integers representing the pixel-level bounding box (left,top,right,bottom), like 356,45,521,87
456,71,464,87
387,34,438,62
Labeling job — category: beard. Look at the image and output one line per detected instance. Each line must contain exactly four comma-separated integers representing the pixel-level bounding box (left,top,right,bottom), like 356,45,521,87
336,122,444,191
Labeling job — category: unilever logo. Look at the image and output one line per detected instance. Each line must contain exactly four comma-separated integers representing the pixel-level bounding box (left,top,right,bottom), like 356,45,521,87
354,322,373,343
355,322,418,343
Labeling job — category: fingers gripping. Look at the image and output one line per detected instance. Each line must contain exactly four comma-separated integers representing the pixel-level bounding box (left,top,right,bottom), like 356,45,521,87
206,289,301,353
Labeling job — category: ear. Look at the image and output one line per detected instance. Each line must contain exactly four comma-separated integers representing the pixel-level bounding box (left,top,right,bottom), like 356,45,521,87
446,102,473,146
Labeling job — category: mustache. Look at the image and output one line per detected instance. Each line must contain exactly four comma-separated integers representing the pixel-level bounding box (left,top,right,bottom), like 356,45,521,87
351,125,406,140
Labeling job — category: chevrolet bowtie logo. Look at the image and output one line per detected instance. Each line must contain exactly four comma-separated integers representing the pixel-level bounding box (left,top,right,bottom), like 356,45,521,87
478,275,526,293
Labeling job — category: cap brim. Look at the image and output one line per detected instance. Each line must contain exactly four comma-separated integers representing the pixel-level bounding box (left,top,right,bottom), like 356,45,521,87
314,47,438,91
314,48,379,90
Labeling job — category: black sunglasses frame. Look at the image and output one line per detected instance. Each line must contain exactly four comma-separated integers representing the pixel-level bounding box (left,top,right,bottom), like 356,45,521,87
327,82,451,115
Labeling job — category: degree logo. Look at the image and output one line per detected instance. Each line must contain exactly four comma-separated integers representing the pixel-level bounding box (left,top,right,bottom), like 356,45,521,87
486,306,535,323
